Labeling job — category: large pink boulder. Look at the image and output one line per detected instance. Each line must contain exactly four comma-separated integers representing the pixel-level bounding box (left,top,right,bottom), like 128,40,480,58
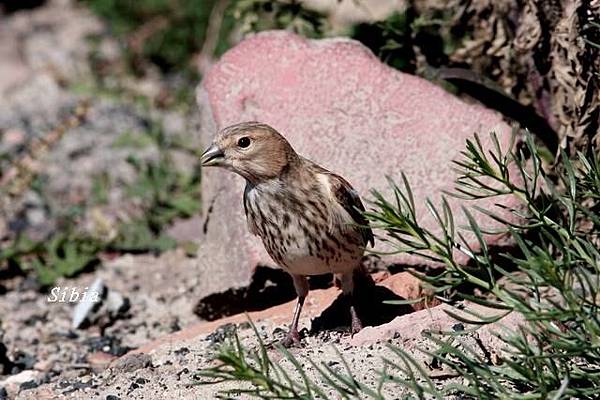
195,31,517,295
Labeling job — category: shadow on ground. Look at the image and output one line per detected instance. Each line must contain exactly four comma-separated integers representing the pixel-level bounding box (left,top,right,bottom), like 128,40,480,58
311,277,413,333
194,265,414,332
194,266,332,321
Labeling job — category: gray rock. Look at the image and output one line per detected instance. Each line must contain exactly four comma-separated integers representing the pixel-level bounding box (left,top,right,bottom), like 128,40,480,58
0,96,191,242
0,370,45,398
110,353,152,374
0,14,31,95
9,0,103,84
0,0,203,245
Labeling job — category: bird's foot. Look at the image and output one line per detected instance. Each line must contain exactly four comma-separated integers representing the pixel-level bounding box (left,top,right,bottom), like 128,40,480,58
280,328,302,348
350,305,363,336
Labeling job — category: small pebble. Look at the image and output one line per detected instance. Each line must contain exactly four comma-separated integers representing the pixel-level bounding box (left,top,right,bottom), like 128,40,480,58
111,353,151,373
452,323,465,332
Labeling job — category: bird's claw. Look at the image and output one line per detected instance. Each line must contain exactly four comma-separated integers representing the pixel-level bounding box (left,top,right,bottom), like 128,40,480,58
280,329,302,348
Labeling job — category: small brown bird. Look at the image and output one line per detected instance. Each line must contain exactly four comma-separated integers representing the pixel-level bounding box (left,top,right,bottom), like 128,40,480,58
201,122,374,346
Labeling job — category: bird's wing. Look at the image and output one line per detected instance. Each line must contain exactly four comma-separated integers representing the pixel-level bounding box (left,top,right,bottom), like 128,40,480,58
326,173,375,248
243,183,259,236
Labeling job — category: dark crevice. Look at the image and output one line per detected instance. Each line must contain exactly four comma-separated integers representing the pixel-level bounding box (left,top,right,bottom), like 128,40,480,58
0,0,46,14
0,260,25,281
0,342,13,375
201,193,218,235
438,67,559,154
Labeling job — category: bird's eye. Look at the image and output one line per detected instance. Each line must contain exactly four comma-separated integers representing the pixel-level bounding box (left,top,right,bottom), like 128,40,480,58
237,137,251,148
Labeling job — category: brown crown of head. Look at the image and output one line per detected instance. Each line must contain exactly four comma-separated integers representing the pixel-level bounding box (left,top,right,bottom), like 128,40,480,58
200,122,298,183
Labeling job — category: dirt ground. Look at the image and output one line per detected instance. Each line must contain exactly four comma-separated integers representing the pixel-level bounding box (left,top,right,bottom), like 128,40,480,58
1,249,482,399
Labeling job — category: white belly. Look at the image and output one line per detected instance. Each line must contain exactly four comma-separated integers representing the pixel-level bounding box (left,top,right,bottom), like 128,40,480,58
273,226,363,276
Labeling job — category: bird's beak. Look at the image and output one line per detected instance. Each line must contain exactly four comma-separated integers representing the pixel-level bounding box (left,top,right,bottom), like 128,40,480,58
200,143,225,167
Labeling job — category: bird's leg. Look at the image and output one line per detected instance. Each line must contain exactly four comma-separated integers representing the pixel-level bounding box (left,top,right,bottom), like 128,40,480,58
281,274,309,348
281,296,305,347
337,270,363,335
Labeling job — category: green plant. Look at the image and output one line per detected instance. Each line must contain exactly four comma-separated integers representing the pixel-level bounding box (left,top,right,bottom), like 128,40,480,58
30,234,103,287
197,130,600,398
197,321,387,399
351,12,415,72
80,0,218,73
0,232,102,287
372,132,600,398
232,0,327,38
111,146,201,253
91,172,111,205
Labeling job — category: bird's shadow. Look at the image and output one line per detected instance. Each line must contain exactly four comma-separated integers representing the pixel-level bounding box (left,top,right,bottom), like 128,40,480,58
310,278,413,334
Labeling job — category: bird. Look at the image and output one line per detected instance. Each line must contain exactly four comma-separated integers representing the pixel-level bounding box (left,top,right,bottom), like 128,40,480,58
200,121,374,346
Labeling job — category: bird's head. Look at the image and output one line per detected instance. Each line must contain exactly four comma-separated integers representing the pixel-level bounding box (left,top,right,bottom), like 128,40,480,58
200,122,298,183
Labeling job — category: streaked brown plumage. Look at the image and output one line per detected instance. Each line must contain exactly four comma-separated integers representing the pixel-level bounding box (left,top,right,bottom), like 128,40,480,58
201,122,373,346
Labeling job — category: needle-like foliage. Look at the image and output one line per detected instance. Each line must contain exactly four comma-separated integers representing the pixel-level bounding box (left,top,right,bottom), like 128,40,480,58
198,130,600,399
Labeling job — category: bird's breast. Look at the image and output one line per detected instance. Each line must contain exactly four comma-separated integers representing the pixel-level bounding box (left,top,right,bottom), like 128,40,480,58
244,185,364,275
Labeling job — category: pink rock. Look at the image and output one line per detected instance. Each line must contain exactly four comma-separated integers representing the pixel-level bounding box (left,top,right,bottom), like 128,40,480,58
379,272,440,311
350,304,452,346
196,31,518,294
130,286,340,355
351,302,525,349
